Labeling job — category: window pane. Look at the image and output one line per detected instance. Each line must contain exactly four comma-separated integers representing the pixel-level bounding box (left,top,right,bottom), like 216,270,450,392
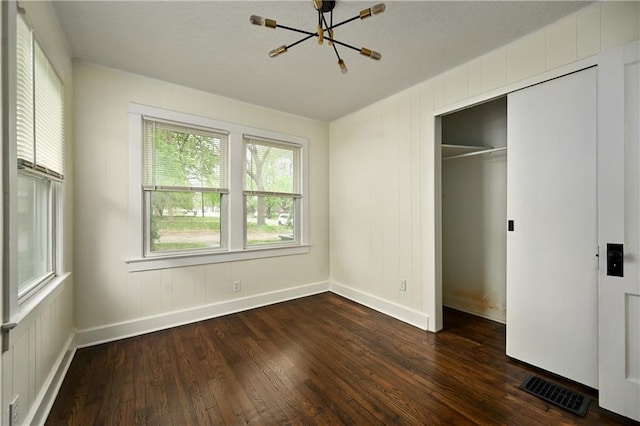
144,121,227,189
246,195,295,246
245,139,299,194
149,191,222,252
18,175,52,294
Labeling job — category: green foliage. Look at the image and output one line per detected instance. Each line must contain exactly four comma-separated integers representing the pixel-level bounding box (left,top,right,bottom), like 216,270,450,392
245,142,296,224
150,217,160,243
151,191,194,217
152,127,222,187
148,125,224,217
246,222,281,232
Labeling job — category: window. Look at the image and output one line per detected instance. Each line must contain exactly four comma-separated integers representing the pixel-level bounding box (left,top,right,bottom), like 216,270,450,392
14,13,65,301
143,120,228,255
17,175,53,296
128,104,309,271
244,137,300,246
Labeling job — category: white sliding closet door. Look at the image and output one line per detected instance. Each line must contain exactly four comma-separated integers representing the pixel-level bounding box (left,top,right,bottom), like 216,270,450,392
506,68,598,388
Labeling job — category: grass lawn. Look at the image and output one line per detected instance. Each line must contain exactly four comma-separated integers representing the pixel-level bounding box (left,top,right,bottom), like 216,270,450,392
154,216,220,231
152,216,291,250
152,242,210,251
154,216,286,232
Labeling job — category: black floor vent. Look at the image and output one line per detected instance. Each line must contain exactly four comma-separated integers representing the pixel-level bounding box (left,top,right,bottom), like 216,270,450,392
520,374,591,417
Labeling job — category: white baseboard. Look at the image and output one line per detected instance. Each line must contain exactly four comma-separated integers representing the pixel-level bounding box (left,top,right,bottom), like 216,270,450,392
30,280,430,423
25,333,77,426
75,280,330,348
330,280,429,330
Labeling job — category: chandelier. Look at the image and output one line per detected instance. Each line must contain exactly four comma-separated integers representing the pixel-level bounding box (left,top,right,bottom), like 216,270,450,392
250,1,385,74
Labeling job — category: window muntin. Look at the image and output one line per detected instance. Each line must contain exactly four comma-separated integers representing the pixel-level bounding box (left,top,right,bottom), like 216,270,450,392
244,137,301,247
142,120,228,255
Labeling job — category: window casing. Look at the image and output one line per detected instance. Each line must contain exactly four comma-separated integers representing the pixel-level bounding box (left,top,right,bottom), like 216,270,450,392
14,13,65,302
128,104,309,272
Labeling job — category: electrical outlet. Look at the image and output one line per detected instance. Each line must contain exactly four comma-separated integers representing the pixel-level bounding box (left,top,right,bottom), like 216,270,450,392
233,281,241,292
400,279,407,291
10,395,19,426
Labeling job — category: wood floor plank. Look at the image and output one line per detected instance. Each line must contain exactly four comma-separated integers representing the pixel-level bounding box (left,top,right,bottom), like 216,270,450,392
47,293,638,425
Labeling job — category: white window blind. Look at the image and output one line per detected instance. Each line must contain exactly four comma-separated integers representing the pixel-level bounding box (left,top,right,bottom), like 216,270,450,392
16,15,33,165
143,120,228,193
244,137,301,197
16,14,65,179
34,42,64,176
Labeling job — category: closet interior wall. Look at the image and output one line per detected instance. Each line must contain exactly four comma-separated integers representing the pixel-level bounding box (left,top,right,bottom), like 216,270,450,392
441,97,507,323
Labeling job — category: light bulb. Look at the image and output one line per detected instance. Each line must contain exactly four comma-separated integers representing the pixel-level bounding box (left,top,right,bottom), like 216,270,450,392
360,47,382,60
372,3,386,14
360,3,386,19
313,0,323,10
249,15,264,26
269,45,288,57
338,59,348,74
317,25,324,44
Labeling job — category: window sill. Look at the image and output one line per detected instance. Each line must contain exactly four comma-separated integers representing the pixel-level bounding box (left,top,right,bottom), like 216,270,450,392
126,244,311,272
16,272,71,325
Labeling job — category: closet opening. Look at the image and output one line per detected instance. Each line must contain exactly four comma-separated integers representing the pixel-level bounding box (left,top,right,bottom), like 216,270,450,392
439,96,507,330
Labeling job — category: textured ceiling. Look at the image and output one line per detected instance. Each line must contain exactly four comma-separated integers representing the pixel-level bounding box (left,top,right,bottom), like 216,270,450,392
52,1,591,122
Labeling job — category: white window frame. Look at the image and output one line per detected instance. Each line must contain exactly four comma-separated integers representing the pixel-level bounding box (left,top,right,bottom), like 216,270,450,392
141,119,229,257
16,170,57,301
2,2,68,330
243,136,302,248
127,103,310,272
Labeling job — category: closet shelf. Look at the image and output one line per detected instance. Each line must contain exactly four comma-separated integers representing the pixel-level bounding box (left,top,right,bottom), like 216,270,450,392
442,144,507,161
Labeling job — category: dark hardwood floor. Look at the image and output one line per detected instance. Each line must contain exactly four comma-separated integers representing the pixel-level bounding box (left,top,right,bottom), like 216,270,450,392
47,293,637,425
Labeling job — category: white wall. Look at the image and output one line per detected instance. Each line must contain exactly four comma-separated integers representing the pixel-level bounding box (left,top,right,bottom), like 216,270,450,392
73,64,330,339
1,1,75,424
442,98,507,323
329,1,640,332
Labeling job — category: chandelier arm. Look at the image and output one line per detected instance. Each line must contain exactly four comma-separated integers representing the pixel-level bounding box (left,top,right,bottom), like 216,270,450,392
324,37,360,54
287,34,316,50
275,23,317,37
331,43,342,61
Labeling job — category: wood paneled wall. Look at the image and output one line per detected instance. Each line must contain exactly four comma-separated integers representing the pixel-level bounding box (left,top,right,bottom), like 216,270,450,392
329,2,640,331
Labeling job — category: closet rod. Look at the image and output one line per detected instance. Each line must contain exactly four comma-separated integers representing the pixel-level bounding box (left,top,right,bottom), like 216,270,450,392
443,146,507,161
